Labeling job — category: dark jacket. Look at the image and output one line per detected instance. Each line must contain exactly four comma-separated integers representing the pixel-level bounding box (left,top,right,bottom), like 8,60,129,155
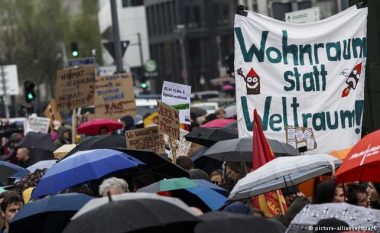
273,196,310,227
54,127,70,148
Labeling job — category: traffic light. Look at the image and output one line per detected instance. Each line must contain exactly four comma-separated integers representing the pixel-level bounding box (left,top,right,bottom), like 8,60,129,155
70,42,79,57
24,80,36,103
140,81,148,89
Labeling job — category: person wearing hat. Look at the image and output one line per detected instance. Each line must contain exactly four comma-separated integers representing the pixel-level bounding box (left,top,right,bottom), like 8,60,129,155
282,186,301,206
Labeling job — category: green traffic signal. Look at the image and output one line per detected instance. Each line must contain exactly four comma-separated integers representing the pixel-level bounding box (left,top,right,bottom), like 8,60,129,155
72,51,79,57
140,82,148,89
27,92,34,100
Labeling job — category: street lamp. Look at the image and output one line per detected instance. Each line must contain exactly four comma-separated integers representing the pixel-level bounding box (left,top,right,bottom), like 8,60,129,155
175,25,189,85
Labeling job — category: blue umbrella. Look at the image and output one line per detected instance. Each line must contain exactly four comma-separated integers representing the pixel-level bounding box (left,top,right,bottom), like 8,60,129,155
10,193,92,233
32,149,144,198
0,161,29,182
138,177,228,212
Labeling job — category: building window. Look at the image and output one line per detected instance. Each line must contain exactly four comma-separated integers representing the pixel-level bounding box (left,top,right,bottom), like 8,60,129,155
121,0,143,8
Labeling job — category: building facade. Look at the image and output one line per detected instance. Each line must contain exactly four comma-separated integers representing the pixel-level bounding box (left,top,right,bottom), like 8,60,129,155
144,0,235,93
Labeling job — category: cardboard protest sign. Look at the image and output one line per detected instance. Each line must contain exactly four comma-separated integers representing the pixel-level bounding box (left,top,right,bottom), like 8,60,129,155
235,6,367,153
25,116,50,134
55,65,96,111
286,126,317,152
175,129,192,157
161,81,191,124
157,100,180,140
94,74,136,119
125,126,165,154
44,99,62,123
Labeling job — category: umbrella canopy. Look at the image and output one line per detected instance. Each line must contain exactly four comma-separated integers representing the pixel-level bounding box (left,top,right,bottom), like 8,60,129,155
17,132,56,151
329,147,352,160
286,203,380,233
185,127,238,147
336,129,380,183
27,160,57,173
195,211,285,233
204,137,300,162
0,161,29,183
138,177,227,212
229,154,341,200
190,107,207,118
76,119,123,135
65,193,199,233
114,149,189,179
201,119,236,128
64,135,127,158
31,149,144,198
10,193,92,233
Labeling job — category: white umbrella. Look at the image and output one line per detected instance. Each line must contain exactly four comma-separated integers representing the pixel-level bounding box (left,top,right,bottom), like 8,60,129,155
26,160,57,173
229,154,341,201
286,203,380,233
72,192,194,220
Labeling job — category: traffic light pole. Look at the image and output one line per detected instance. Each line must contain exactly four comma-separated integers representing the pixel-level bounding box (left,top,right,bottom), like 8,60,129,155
110,0,124,73
0,66,10,118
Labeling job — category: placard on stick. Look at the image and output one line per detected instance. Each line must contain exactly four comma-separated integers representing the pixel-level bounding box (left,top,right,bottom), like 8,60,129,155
94,74,136,119
157,100,180,140
125,126,165,154
55,65,96,111
44,99,62,123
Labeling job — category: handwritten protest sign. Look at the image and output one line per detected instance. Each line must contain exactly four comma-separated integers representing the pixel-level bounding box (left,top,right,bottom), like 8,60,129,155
94,74,136,119
125,126,165,154
25,116,50,134
55,65,96,111
157,100,180,140
176,129,192,157
44,99,62,123
162,81,191,124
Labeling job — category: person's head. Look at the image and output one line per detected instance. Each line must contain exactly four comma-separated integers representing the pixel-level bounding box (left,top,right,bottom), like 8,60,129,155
189,169,209,180
175,156,194,171
282,186,299,206
98,127,109,135
16,147,30,163
224,162,246,183
368,182,380,203
1,191,23,226
333,184,345,203
210,170,223,186
215,109,226,119
99,177,129,197
314,180,339,204
346,183,369,207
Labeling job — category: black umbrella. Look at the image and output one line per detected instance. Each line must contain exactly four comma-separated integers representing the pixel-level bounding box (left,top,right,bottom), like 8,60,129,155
65,135,127,157
185,127,238,147
203,137,299,162
28,148,54,165
113,149,189,189
9,193,92,233
17,132,56,151
195,211,285,233
63,195,199,233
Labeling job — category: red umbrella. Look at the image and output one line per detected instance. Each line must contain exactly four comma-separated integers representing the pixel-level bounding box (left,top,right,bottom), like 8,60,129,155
76,119,123,135
336,129,380,183
201,119,236,128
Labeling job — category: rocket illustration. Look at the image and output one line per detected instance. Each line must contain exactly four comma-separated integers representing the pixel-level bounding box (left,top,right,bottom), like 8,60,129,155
342,63,362,97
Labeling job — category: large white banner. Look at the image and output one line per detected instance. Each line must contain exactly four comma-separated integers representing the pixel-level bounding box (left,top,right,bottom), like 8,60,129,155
235,6,367,154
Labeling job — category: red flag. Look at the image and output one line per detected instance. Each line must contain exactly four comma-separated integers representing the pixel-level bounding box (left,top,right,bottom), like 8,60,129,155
252,109,287,217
